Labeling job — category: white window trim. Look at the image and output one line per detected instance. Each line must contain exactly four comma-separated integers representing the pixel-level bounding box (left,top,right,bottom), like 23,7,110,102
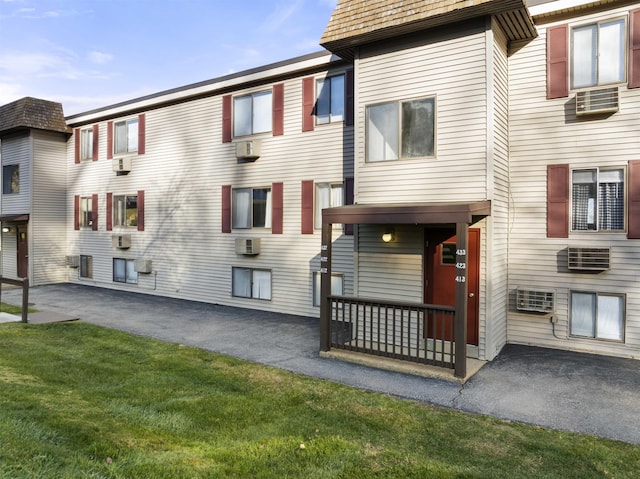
232,267,272,301
113,258,138,284
233,90,273,138
314,182,344,230
316,73,345,125
232,186,272,230
570,290,625,342
80,196,93,228
80,128,93,161
113,117,139,156
313,271,344,307
113,194,139,229
570,166,626,233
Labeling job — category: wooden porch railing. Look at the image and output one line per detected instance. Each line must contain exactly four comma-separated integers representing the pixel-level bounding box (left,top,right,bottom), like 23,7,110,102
327,295,456,369
0,276,29,323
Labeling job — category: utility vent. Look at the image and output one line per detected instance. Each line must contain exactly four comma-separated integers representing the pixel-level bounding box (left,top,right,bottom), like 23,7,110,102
235,140,261,160
516,288,555,313
567,246,610,271
134,259,152,273
235,238,261,255
66,255,79,268
112,234,131,249
575,87,619,115
112,157,132,173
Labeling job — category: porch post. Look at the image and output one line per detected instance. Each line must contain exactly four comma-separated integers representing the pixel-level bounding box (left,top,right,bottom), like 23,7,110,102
319,221,333,352
454,222,468,378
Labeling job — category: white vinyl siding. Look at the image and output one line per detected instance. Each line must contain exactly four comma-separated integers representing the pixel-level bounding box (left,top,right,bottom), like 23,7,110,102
0,134,31,214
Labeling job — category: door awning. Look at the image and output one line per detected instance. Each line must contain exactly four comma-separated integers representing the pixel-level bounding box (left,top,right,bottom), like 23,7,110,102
322,200,491,225
0,214,29,223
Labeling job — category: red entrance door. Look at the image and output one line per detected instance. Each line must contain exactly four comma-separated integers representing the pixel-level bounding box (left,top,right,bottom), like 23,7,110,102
17,225,28,279
425,228,479,346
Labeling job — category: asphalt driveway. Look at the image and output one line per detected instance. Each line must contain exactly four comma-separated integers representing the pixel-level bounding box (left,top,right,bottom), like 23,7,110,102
2,283,639,444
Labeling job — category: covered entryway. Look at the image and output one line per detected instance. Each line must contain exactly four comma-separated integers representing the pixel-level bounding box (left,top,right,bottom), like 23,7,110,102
320,201,490,378
0,214,29,280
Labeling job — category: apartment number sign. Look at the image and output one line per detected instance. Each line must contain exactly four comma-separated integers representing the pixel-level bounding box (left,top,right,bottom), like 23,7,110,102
455,248,466,283
320,244,328,274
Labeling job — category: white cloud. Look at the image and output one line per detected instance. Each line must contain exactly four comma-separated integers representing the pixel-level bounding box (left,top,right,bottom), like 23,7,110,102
260,0,304,33
88,51,113,65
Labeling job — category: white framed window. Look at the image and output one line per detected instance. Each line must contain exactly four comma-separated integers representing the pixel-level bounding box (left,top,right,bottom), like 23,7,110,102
232,187,272,229
232,267,271,300
80,255,93,279
571,167,624,232
313,272,344,307
80,128,93,160
2,164,19,194
571,291,624,341
366,97,435,162
316,74,345,124
314,182,343,229
80,196,93,228
113,258,138,284
233,90,272,137
114,118,138,155
571,18,625,89
113,194,138,228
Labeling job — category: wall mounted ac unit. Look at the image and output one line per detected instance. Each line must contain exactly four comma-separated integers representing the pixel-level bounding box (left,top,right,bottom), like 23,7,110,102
112,157,132,172
575,87,619,115
516,288,555,313
567,246,610,271
235,238,261,255
112,234,131,249
235,140,261,160
134,259,152,273
66,255,80,268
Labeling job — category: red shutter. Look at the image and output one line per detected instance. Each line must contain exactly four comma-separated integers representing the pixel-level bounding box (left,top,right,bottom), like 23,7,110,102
106,192,113,231
272,83,284,136
629,9,640,89
137,190,145,232
222,185,232,233
92,193,99,231
345,69,354,126
92,124,99,161
137,114,146,155
107,121,114,159
271,182,283,234
628,161,640,238
547,24,569,99
301,180,314,234
547,164,569,238
302,77,315,132
74,129,80,164
222,95,232,143
344,176,354,235
74,195,80,230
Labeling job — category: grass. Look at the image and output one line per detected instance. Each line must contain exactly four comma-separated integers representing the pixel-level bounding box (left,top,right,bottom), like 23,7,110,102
0,301,37,315
0,322,638,478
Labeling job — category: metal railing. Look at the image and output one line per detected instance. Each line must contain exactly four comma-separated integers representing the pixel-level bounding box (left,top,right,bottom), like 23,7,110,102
328,295,456,369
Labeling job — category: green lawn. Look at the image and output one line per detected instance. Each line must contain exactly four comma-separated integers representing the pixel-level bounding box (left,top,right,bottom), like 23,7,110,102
0,322,638,478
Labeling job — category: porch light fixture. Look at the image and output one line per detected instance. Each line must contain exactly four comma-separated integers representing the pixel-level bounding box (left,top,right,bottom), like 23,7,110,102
381,228,395,243
1,226,12,233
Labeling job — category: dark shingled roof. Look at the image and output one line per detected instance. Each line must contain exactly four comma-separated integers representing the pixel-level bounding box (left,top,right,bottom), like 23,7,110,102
0,97,70,136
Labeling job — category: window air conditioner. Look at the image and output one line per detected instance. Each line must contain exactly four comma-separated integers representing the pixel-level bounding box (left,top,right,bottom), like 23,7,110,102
235,238,261,255
112,157,132,172
112,234,131,249
516,288,555,313
66,255,80,268
575,87,619,116
134,259,152,273
235,140,261,160
567,247,610,271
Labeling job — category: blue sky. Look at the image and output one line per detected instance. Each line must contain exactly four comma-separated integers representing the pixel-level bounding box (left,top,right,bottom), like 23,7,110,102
0,0,337,115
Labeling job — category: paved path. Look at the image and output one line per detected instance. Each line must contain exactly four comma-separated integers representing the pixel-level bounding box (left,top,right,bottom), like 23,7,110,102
3,283,639,444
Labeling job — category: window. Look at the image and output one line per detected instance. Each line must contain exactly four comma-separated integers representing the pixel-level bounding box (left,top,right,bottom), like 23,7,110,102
571,291,624,341
314,182,343,228
113,258,137,284
572,168,624,231
571,18,625,89
233,91,272,137
80,196,93,228
114,118,139,155
80,255,93,279
232,187,271,229
80,128,93,160
316,74,345,124
313,272,344,307
232,267,271,300
366,97,435,162
2,165,19,194
113,194,138,228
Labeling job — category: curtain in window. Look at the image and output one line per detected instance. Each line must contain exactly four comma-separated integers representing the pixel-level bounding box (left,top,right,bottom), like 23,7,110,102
598,295,623,340
315,184,330,227
598,181,624,230
114,196,125,227
263,190,272,229
572,24,597,88
252,91,272,134
81,130,93,159
571,292,596,337
598,19,625,85
232,189,251,228
115,122,128,154
572,183,595,230
126,260,138,284
401,98,434,158
252,270,271,300
127,119,138,152
234,96,252,136
366,102,398,162
232,268,251,298
113,259,126,282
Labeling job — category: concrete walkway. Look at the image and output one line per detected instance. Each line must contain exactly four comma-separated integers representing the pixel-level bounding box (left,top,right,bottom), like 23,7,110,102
2,283,639,444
